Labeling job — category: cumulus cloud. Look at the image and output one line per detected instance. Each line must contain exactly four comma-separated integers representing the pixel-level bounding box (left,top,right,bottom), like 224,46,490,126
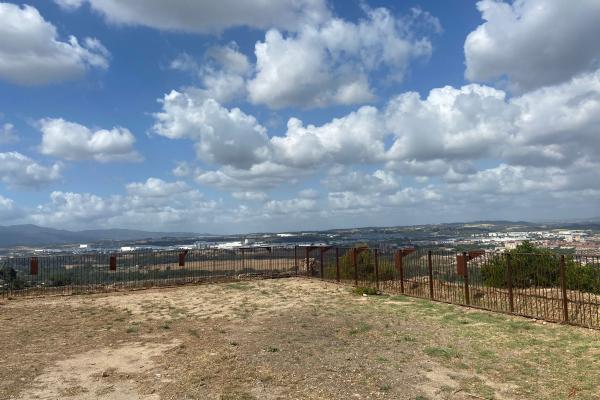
153,89,270,169
126,178,191,198
232,191,268,202
465,0,600,91
195,162,303,191
39,118,141,162
0,195,20,221
0,123,18,145
248,6,438,108
31,178,217,230
170,43,251,103
56,0,330,33
0,152,62,189
0,3,109,85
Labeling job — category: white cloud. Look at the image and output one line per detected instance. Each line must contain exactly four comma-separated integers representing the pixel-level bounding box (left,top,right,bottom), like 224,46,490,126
298,188,319,200
170,43,251,104
0,195,18,220
232,191,268,202
39,118,141,162
172,161,193,178
57,0,330,33
0,123,18,145
465,0,600,91
264,198,318,215
153,89,270,168
0,3,109,85
126,178,190,198
248,6,438,108
322,168,399,194
32,178,218,230
195,162,303,191
384,84,517,165
0,152,62,189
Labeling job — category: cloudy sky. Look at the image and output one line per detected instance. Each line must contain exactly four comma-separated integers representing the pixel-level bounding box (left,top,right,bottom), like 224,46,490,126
0,0,599,233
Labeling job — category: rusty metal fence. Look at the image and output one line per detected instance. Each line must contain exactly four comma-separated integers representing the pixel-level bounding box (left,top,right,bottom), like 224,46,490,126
0,247,297,297
2,245,599,329
311,246,600,329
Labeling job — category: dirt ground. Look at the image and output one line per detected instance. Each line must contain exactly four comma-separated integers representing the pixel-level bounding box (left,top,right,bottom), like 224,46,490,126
1,278,599,400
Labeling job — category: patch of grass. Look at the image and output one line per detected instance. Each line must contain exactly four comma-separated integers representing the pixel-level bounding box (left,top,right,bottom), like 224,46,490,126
225,282,252,291
160,323,171,330
188,329,200,338
349,322,372,336
379,383,392,392
126,325,139,334
265,346,279,353
388,295,411,302
424,346,461,360
352,287,379,296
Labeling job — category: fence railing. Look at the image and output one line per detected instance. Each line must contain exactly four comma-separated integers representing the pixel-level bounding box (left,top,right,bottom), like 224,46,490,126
0,247,298,297
304,246,600,329
2,246,599,329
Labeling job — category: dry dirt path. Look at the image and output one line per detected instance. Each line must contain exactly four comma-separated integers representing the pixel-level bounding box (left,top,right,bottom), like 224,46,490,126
1,278,598,399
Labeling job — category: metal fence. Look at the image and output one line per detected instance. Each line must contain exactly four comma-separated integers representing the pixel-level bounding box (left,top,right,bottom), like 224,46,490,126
306,246,600,329
2,245,599,329
0,247,298,297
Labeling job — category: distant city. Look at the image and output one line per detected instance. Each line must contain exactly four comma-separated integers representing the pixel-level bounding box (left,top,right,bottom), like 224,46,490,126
2,220,599,258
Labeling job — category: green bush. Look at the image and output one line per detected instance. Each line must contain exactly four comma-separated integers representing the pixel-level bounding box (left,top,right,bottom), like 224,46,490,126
481,242,600,294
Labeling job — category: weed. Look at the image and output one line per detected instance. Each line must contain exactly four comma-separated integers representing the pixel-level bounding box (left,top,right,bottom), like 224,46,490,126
352,287,379,296
424,346,461,360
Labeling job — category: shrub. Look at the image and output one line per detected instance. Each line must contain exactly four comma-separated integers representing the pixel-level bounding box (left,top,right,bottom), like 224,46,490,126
481,242,600,294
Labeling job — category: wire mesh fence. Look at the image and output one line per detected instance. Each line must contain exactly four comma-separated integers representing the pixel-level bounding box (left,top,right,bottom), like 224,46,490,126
2,245,599,329
314,246,600,329
0,247,297,297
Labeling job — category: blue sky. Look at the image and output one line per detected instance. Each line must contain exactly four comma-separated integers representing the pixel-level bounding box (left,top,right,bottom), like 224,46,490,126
1,0,599,233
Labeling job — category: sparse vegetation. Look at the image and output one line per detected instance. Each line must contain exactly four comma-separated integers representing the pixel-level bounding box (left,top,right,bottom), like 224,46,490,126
1,278,598,400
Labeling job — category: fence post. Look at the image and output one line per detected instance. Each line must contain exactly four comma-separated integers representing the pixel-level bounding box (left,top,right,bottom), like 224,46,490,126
559,255,569,323
319,248,324,280
374,249,379,291
335,247,340,282
463,252,470,305
294,246,298,275
428,250,434,299
353,249,358,286
396,251,405,294
305,247,310,277
506,253,514,313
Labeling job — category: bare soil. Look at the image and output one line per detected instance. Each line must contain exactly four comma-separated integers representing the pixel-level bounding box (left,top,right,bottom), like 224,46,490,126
1,278,598,400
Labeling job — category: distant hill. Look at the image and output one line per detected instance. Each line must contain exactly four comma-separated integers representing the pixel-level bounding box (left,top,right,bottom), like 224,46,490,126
0,224,197,247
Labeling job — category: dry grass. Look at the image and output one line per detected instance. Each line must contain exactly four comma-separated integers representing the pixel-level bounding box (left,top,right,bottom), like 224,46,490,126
1,278,599,399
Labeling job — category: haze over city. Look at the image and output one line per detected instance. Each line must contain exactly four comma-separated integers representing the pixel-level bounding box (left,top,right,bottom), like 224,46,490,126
1,0,600,234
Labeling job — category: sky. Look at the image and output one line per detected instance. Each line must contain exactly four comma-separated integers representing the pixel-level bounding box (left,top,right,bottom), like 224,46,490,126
0,0,599,234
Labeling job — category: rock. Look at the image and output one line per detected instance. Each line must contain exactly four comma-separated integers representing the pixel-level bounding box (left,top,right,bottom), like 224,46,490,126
102,370,110,378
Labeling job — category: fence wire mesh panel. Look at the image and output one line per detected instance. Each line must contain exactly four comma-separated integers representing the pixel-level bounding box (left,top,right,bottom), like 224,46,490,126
0,247,298,298
1,245,599,329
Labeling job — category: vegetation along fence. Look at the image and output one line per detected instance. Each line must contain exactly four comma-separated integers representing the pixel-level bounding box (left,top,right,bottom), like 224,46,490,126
1,242,599,329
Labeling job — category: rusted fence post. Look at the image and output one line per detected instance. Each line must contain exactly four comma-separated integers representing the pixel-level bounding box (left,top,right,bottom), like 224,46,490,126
109,255,117,271
506,253,514,313
395,251,405,294
374,249,379,291
319,248,324,280
353,248,358,286
335,247,340,282
463,252,470,305
294,246,298,275
559,255,569,323
428,250,434,299
305,247,310,277
30,257,39,276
